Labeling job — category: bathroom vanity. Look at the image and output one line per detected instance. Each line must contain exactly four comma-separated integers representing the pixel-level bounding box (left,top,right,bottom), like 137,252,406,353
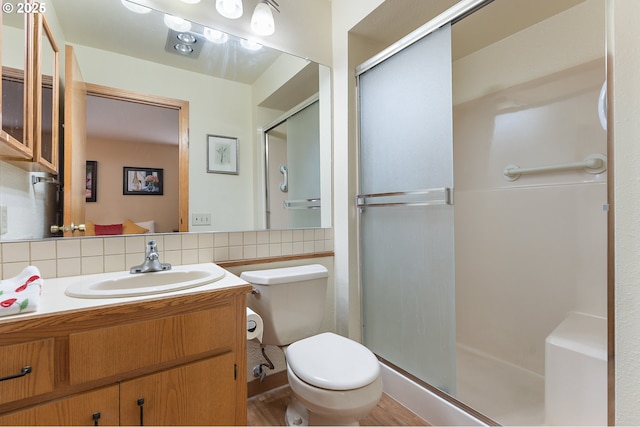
0,264,251,426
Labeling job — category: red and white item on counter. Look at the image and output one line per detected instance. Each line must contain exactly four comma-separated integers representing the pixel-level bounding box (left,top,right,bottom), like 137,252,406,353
0,266,43,317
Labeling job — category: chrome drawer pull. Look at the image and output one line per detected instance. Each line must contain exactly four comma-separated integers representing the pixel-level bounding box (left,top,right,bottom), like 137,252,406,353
0,365,32,382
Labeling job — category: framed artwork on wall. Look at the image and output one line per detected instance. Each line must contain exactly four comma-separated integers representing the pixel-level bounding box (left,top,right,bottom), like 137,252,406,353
123,167,164,195
86,161,97,202
207,134,238,175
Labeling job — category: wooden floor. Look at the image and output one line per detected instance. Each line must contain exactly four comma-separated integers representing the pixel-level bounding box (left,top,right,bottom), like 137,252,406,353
247,386,429,426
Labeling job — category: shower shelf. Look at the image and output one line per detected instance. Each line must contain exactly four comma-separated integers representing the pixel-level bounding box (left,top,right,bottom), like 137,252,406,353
503,154,607,181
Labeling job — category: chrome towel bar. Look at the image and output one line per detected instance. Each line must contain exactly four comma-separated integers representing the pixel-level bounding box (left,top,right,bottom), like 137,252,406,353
503,154,607,181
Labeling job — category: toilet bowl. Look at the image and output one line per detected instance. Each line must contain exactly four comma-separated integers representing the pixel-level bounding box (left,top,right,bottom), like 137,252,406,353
285,332,383,426
241,265,383,426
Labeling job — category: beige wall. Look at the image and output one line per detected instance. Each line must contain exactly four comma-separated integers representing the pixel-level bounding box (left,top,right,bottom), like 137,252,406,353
86,138,179,233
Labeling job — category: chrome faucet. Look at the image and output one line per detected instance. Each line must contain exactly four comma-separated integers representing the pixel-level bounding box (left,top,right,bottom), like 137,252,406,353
130,240,172,274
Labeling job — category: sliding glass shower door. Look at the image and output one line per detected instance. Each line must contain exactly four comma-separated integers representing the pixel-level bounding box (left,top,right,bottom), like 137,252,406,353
357,23,456,393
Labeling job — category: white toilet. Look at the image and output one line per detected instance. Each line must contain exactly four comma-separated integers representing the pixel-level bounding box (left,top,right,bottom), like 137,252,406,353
241,264,383,426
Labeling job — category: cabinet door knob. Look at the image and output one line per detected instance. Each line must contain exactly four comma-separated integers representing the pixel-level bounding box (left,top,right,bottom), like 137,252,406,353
0,365,31,382
92,412,101,426
50,223,86,233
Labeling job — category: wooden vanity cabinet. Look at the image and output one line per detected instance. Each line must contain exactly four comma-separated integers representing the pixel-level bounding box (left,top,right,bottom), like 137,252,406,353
0,286,250,426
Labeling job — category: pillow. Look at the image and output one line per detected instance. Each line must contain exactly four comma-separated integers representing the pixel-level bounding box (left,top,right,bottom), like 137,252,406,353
134,220,155,233
94,223,123,236
123,219,149,235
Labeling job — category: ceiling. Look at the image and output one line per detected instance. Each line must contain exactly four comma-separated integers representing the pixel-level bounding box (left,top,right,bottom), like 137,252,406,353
48,0,312,146
50,0,284,84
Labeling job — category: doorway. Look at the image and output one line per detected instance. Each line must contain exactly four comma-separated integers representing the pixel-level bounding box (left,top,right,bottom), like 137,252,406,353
83,83,189,233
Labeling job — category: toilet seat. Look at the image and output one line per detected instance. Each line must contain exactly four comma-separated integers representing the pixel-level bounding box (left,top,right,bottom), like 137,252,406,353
286,332,380,391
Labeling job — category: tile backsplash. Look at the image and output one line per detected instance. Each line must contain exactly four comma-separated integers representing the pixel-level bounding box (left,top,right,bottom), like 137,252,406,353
0,228,334,279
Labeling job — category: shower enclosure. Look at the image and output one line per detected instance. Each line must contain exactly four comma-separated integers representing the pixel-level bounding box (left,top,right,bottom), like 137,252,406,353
264,99,321,229
357,0,607,424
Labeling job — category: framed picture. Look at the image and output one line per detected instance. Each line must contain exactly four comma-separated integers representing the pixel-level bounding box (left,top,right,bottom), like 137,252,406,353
123,167,164,195
86,161,97,202
207,134,238,175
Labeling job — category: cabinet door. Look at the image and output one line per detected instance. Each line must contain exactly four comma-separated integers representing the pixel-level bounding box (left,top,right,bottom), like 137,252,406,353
0,385,119,426
0,1,33,158
120,354,237,426
32,12,59,173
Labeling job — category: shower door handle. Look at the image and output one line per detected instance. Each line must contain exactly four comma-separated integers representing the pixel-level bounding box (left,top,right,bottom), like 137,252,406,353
279,165,288,192
356,187,453,210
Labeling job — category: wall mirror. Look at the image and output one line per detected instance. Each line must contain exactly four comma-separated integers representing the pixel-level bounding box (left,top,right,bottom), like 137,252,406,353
0,0,331,241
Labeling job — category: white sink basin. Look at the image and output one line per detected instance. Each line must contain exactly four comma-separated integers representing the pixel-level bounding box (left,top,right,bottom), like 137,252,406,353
65,268,225,299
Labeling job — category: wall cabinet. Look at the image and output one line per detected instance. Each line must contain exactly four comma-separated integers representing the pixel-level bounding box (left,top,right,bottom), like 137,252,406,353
0,287,250,426
1,2,59,173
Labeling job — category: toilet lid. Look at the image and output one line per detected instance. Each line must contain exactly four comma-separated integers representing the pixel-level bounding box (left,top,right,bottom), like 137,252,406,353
286,332,380,391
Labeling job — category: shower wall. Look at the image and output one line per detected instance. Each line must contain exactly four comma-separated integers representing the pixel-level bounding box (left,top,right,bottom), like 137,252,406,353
452,0,606,375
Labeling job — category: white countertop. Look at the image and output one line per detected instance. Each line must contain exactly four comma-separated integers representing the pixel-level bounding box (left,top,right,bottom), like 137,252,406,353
0,263,249,322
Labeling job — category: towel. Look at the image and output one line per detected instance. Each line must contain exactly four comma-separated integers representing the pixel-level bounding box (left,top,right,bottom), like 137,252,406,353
0,266,43,317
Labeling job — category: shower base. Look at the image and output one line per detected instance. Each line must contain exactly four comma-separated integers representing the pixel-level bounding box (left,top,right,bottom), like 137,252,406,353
456,344,544,426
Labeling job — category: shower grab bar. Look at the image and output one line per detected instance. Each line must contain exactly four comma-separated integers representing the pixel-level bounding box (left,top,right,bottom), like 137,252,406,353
279,165,288,192
503,154,607,181
284,198,321,209
356,187,453,208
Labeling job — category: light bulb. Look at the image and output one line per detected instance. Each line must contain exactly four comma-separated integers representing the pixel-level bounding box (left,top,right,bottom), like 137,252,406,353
204,27,229,44
120,0,151,14
251,2,274,36
174,44,194,55
164,14,192,32
216,0,243,19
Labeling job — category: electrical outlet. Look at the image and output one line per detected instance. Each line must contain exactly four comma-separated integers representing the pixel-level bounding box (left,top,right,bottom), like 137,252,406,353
192,213,211,226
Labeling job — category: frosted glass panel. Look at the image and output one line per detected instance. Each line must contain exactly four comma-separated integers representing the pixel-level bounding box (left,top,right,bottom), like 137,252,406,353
288,101,321,228
359,24,453,195
358,24,455,393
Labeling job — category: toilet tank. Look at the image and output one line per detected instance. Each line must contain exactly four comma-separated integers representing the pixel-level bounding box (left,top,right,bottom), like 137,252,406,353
241,264,328,346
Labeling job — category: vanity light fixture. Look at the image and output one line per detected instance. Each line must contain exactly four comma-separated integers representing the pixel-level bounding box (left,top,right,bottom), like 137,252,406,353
120,0,151,14
164,14,192,32
204,27,229,44
251,1,277,36
216,0,243,19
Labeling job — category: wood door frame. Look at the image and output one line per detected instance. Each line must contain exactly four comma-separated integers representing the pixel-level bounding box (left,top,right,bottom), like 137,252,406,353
84,83,189,232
